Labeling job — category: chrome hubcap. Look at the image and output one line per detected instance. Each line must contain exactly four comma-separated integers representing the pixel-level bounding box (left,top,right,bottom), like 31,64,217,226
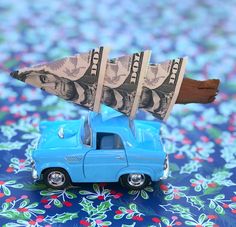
48,171,65,187
127,174,145,187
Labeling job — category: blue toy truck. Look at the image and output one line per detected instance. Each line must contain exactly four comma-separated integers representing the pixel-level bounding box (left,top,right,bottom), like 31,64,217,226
31,106,169,190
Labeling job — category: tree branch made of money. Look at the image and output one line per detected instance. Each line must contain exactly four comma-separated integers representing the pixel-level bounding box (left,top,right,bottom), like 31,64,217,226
10,46,188,121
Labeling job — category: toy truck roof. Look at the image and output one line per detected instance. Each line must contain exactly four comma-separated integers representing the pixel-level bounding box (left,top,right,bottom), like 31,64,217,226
89,105,131,133
89,105,162,135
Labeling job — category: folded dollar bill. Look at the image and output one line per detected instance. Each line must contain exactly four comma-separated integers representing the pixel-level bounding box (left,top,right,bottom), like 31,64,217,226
10,47,187,121
10,47,110,112
140,57,188,120
102,50,151,118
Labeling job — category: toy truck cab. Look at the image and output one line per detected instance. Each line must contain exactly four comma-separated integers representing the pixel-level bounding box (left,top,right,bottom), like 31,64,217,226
32,106,169,190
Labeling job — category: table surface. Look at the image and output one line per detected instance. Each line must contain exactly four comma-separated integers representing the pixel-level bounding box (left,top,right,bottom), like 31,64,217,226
0,1,236,226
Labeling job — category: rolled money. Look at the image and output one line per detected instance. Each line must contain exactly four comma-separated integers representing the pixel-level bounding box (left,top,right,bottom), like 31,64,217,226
102,50,151,118
139,57,188,121
10,47,110,112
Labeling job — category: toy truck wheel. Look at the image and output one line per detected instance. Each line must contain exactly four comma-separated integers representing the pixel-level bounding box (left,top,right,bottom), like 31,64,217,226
43,168,71,189
120,173,151,190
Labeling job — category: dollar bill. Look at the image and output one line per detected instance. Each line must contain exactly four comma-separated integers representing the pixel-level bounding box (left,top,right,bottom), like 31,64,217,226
101,50,151,118
139,57,188,120
10,47,110,112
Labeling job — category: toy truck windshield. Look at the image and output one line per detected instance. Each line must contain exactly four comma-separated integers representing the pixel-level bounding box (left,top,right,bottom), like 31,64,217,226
81,116,92,146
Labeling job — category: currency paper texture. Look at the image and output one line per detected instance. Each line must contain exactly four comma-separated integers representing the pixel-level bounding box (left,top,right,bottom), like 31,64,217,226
102,51,151,118
10,47,110,112
10,48,187,121
140,57,188,120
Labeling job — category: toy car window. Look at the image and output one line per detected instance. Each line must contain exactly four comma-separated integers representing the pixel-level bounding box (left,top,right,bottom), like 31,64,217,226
97,133,124,150
129,120,136,137
83,117,92,146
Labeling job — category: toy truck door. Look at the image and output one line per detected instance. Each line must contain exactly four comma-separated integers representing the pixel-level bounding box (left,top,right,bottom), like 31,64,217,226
84,132,128,182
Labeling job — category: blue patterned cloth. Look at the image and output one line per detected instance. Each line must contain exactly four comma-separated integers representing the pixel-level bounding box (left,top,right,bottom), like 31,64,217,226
0,1,236,226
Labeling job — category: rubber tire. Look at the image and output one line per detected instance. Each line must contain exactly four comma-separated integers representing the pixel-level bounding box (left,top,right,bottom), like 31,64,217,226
120,174,151,190
43,168,71,189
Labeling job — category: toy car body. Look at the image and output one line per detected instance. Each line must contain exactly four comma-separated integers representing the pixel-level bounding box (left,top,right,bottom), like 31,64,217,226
32,106,169,190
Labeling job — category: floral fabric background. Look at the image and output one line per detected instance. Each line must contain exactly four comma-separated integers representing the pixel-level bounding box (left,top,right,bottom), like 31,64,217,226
0,0,236,226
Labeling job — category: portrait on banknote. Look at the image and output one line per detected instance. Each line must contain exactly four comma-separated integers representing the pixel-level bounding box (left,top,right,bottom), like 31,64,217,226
10,47,110,111
140,57,187,120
